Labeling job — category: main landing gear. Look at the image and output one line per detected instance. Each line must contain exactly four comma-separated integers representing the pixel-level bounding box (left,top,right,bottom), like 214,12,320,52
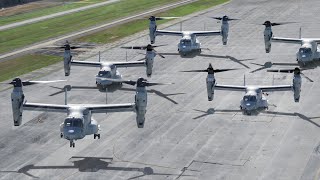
94,134,100,139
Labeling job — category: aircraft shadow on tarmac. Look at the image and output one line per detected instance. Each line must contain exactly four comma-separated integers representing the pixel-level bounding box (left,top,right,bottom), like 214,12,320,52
49,84,185,104
0,156,190,179
161,51,254,69
250,61,320,73
192,108,320,127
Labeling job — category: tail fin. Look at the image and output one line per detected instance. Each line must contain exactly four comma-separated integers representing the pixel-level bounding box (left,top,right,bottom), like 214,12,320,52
64,85,71,105
299,27,302,39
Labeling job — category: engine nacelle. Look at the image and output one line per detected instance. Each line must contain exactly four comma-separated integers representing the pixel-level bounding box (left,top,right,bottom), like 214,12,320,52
11,87,24,126
145,52,155,77
206,74,215,101
135,88,147,128
149,21,157,44
264,27,272,53
293,74,302,102
221,22,229,45
64,50,72,76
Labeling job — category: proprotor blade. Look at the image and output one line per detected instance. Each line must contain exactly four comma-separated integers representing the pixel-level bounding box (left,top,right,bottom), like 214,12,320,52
22,80,66,86
263,21,296,27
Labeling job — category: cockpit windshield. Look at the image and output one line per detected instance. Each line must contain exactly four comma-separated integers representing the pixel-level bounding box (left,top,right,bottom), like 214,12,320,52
64,118,83,128
299,48,311,54
180,39,191,46
243,95,256,102
98,71,111,77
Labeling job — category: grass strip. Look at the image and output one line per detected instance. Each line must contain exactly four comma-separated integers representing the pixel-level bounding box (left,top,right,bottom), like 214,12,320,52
0,54,61,82
76,0,229,43
0,0,180,54
0,0,228,82
0,0,106,26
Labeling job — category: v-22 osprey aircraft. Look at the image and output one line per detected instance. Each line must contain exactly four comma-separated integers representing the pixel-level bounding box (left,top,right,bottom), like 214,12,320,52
263,21,320,64
10,78,148,148
148,15,236,56
183,64,302,115
63,52,155,90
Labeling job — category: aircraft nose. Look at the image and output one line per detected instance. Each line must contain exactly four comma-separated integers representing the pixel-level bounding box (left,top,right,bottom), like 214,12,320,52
64,128,81,140
298,53,312,62
96,78,112,85
68,129,75,134
245,102,256,110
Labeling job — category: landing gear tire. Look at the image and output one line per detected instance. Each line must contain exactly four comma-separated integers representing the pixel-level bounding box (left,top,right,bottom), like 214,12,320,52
70,141,75,148
60,133,63,138
94,134,100,139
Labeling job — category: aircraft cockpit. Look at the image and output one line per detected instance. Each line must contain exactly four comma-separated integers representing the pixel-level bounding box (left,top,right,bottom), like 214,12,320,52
97,70,111,78
299,48,311,54
243,95,257,102
180,39,192,46
64,118,84,128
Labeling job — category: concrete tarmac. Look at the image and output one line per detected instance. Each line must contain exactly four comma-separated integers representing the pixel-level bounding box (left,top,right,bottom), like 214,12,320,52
1,0,320,179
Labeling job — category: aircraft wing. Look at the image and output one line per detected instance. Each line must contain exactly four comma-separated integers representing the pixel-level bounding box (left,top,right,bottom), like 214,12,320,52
112,61,145,68
85,103,136,113
71,61,102,67
215,84,247,91
23,102,69,113
156,30,183,36
271,37,302,44
306,38,320,43
190,31,221,36
259,85,292,92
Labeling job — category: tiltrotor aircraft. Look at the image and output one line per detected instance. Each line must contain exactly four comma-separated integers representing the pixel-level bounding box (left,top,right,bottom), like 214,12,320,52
9,78,148,148
183,64,302,115
212,15,239,45
149,16,229,56
63,52,155,90
263,21,320,64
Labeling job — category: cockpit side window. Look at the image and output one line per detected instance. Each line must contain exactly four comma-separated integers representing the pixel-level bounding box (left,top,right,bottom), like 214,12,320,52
65,119,72,127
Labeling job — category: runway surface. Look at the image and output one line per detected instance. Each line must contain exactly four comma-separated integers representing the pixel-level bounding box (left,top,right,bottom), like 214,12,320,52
1,0,320,179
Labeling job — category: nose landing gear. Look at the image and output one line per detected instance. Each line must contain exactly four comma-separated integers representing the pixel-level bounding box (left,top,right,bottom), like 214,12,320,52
94,134,100,139
70,140,75,148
